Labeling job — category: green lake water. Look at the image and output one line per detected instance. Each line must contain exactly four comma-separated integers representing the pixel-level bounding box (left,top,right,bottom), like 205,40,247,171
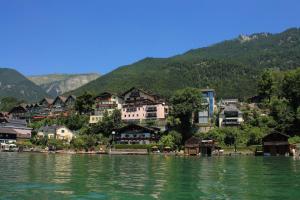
0,153,300,200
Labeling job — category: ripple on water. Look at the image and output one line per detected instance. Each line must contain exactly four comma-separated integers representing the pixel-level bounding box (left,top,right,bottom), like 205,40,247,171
0,154,300,200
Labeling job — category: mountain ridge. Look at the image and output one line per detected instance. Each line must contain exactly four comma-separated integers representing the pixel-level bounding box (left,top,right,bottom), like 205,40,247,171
28,73,100,97
68,27,300,99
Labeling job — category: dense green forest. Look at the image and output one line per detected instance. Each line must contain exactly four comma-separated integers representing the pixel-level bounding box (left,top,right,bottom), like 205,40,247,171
69,28,300,99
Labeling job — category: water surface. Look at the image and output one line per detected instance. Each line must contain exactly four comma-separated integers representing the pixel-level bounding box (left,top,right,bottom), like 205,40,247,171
0,153,300,200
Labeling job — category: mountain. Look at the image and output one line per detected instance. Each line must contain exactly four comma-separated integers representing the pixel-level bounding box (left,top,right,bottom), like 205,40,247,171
69,28,300,99
28,73,100,97
0,68,48,102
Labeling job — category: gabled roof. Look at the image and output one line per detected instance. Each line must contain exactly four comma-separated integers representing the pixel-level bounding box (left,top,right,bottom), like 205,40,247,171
121,87,157,98
221,105,242,114
38,125,58,133
53,96,67,105
40,98,54,105
116,124,160,133
66,95,76,102
121,87,165,103
9,105,27,114
94,92,115,99
185,136,201,145
0,127,18,134
263,131,290,142
0,118,28,128
38,125,71,134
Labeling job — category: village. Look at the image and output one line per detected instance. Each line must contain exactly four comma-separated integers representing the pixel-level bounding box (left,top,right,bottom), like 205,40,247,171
0,85,298,157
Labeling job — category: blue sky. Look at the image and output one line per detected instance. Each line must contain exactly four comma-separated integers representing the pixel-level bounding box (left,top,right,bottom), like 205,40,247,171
0,0,299,76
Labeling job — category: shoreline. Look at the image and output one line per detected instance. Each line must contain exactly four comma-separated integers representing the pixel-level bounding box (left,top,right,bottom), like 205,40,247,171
4,149,256,156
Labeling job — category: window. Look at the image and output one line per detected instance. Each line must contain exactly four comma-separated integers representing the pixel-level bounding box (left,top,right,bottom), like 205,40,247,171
129,114,130,117
137,114,139,117
61,130,65,133
124,115,126,117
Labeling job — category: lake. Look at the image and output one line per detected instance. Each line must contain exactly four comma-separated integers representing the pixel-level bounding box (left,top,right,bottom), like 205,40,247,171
0,153,300,200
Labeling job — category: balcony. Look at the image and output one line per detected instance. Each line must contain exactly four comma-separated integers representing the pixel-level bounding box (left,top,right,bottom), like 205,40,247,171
146,106,157,112
222,119,241,125
146,113,157,119
126,107,137,112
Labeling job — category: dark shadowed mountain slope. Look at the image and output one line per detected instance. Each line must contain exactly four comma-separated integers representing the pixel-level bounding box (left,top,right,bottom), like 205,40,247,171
0,68,48,102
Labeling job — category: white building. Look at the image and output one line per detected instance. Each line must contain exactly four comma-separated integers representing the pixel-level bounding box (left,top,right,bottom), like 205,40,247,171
218,105,244,127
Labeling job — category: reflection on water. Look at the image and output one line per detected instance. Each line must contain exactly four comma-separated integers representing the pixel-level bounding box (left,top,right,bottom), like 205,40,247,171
0,153,300,200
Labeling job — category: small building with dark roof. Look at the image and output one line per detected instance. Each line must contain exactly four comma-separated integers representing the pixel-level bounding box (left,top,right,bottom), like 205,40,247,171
263,132,290,156
184,137,201,155
185,137,216,156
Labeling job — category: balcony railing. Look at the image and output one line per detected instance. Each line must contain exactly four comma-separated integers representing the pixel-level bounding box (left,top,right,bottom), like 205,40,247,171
126,107,137,112
146,107,157,112
146,113,157,118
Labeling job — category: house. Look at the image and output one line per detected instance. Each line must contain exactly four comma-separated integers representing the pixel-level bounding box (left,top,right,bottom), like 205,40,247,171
0,128,17,144
197,89,216,132
55,126,74,143
65,95,76,109
39,98,54,116
184,137,201,155
52,96,67,113
0,118,32,143
37,125,74,143
25,103,44,119
218,104,244,127
121,87,168,123
114,124,160,145
263,132,290,156
9,104,28,120
37,125,57,139
89,92,123,124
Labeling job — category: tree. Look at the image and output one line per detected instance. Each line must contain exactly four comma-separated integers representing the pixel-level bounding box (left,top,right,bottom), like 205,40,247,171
258,69,274,102
269,97,295,132
71,137,85,150
89,109,122,137
169,88,204,142
168,130,182,147
75,92,94,114
281,68,300,110
297,107,300,121
64,113,88,131
158,135,175,149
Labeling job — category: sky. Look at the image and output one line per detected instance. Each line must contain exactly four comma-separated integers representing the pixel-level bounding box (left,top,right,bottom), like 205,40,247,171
0,0,299,76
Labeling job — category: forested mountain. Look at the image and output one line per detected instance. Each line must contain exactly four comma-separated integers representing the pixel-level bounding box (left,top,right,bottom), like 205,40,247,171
69,28,300,99
0,68,48,102
28,73,100,97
